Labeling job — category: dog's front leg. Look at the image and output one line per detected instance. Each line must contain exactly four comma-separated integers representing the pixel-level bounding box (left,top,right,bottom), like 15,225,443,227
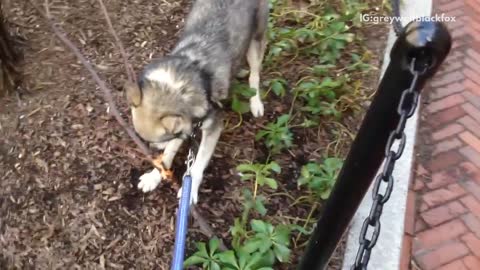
138,138,183,192
178,118,223,204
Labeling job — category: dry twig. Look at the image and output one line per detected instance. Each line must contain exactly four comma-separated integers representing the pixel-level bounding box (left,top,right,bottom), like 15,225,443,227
29,0,222,249
32,0,150,158
97,0,136,83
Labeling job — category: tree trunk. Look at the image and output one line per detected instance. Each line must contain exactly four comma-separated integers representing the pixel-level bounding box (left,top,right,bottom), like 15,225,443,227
0,1,19,96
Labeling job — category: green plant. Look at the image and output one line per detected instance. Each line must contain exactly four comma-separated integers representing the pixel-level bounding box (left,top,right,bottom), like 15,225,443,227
310,64,336,76
267,78,288,97
231,189,268,249
243,220,291,263
311,18,354,64
236,161,281,192
263,0,370,122
340,0,369,27
265,1,363,66
295,76,349,118
184,238,225,270
183,237,276,270
185,190,292,270
231,81,256,114
298,157,344,199
255,115,293,154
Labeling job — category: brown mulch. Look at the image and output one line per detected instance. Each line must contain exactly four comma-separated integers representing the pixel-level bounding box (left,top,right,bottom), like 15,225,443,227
0,0,388,269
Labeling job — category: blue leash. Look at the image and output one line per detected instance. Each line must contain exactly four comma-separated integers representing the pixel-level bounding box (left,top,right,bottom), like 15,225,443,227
171,134,197,270
171,174,192,270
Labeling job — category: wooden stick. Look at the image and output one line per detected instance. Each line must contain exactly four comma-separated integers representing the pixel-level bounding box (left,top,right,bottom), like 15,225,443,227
97,0,136,84
36,0,151,158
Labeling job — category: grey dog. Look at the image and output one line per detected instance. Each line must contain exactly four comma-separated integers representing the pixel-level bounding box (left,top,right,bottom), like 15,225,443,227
124,0,269,204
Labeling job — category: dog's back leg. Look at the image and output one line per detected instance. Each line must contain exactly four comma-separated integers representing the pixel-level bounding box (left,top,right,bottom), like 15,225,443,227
247,0,269,118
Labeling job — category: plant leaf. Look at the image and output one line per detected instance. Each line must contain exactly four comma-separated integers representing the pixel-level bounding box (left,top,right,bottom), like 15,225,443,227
251,249,275,269
271,80,286,97
254,196,267,216
217,250,238,268
209,261,221,270
236,164,254,172
242,237,264,253
273,225,291,245
209,238,220,257
273,243,291,263
232,98,250,114
269,162,281,173
264,177,278,190
237,249,249,269
183,255,207,266
276,114,290,125
195,242,208,257
251,220,268,233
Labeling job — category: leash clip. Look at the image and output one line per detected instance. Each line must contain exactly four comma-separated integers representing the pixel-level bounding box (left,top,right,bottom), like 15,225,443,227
184,122,202,177
184,148,195,176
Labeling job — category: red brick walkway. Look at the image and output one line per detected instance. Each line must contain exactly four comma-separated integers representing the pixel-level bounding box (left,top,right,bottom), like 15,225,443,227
401,0,480,269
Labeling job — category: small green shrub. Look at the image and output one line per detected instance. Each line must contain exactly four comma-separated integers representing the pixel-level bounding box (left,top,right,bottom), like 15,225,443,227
231,82,256,114
298,157,344,199
255,115,293,154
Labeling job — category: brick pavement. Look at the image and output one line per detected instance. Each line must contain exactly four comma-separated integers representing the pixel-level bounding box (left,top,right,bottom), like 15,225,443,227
401,0,480,269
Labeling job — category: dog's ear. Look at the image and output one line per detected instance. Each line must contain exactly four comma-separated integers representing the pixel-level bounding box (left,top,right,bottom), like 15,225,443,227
124,81,142,107
162,115,184,134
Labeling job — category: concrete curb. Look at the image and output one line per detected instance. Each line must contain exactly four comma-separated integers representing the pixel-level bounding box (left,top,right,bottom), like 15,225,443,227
341,1,432,269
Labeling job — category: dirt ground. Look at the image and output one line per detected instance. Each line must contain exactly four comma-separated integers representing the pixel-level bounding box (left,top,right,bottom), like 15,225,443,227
0,0,388,269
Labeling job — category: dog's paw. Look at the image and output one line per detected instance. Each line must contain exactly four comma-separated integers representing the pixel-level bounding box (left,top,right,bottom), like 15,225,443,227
177,186,199,205
250,95,264,117
137,169,162,192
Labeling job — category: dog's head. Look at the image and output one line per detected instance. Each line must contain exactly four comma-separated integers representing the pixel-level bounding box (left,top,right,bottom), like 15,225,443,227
124,63,209,144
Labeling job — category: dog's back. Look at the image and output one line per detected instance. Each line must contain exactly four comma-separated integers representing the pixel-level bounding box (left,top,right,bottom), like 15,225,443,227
179,0,259,58
171,0,266,100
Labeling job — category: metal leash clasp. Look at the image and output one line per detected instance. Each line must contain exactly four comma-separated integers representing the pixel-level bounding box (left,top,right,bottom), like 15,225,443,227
184,122,201,177
184,148,195,177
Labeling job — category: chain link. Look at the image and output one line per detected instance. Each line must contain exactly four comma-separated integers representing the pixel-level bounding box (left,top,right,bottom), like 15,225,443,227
351,58,426,270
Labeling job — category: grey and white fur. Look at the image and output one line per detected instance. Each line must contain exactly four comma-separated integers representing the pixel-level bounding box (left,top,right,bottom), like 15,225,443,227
124,0,269,204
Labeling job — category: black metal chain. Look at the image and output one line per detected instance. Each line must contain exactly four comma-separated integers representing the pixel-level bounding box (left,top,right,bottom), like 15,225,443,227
351,57,427,270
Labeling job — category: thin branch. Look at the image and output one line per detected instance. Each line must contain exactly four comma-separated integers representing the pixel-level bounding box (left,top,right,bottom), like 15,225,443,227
36,0,151,158
30,0,221,245
97,0,136,83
